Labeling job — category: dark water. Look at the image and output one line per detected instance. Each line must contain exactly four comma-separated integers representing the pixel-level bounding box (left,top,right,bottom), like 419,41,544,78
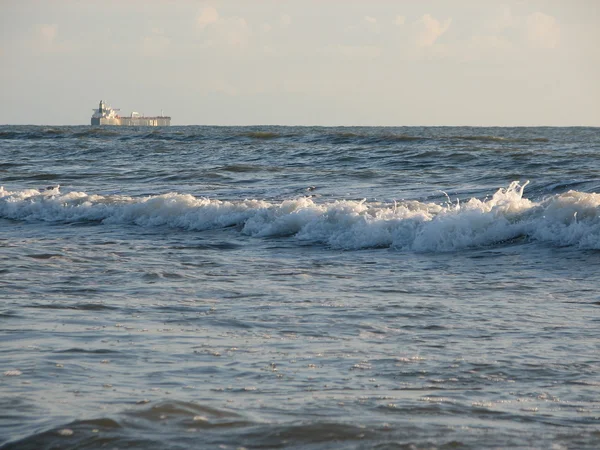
1,125,599,449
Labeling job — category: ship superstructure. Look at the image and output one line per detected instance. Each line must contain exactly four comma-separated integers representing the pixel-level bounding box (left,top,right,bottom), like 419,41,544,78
91,100,171,126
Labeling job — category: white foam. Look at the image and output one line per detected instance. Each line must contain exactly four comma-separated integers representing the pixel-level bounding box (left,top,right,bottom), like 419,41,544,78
2,182,600,251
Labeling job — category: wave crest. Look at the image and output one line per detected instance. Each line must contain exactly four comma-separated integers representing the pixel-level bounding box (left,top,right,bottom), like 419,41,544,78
1,182,599,251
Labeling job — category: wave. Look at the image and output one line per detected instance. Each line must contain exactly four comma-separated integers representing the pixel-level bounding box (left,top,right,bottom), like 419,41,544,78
0,128,121,140
303,131,548,146
0,127,552,146
1,182,599,251
240,131,281,139
5,398,592,450
319,132,427,145
73,129,120,138
447,135,550,143
0,128,69,140
1,401,252,450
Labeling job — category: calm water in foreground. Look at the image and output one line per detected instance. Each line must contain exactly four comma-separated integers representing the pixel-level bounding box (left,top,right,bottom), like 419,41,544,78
1,125,599,449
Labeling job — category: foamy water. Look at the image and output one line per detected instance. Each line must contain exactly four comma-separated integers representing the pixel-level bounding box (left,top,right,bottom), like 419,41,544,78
1,125,599,449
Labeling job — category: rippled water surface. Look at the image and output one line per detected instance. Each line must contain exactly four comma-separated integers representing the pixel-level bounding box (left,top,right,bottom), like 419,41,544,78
1,125,600,449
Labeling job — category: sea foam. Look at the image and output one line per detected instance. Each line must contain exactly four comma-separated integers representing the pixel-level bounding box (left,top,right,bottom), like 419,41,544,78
1,182,599,251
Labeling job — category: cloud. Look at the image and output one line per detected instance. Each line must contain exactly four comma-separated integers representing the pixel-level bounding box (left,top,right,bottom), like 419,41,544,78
196,7,251,49
526,12,560,49
416,14,452,47
394,16,406,26
197,6,219,29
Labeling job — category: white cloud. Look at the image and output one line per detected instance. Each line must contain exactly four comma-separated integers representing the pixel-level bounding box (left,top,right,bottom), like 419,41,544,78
394,15,406,26
197,6,219,29
526,12,560,49
416,14,452,47
196,7,251,49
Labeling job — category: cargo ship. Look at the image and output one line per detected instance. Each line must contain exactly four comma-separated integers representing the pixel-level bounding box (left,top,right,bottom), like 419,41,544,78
91,100,171,126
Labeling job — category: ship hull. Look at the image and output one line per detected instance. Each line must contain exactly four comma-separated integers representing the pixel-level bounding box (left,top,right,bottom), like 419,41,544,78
91,117,171,126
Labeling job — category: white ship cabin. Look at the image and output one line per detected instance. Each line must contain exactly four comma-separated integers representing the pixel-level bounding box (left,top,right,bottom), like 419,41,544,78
92,100,120,119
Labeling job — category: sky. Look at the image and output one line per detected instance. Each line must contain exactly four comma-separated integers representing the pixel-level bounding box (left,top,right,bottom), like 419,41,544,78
0,0,598,126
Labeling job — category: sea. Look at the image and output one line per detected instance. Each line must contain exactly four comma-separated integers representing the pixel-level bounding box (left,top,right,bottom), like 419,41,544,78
1,125,599,449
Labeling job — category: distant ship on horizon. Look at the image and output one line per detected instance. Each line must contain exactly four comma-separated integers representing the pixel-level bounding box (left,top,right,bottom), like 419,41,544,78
91,100,171,126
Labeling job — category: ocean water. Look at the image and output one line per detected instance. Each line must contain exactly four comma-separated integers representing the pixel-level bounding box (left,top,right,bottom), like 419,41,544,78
1,125,599,449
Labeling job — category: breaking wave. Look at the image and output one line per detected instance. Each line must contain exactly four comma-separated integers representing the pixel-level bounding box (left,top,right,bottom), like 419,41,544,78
1,182,599,251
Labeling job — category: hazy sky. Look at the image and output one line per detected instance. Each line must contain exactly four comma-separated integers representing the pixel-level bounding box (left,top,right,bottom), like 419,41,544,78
1,0,598,126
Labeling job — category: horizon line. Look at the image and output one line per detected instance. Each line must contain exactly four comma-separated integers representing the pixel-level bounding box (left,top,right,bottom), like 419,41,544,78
1,123,599,128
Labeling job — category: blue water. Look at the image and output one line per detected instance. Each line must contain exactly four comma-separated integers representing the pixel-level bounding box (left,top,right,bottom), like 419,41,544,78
1,125,599,449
